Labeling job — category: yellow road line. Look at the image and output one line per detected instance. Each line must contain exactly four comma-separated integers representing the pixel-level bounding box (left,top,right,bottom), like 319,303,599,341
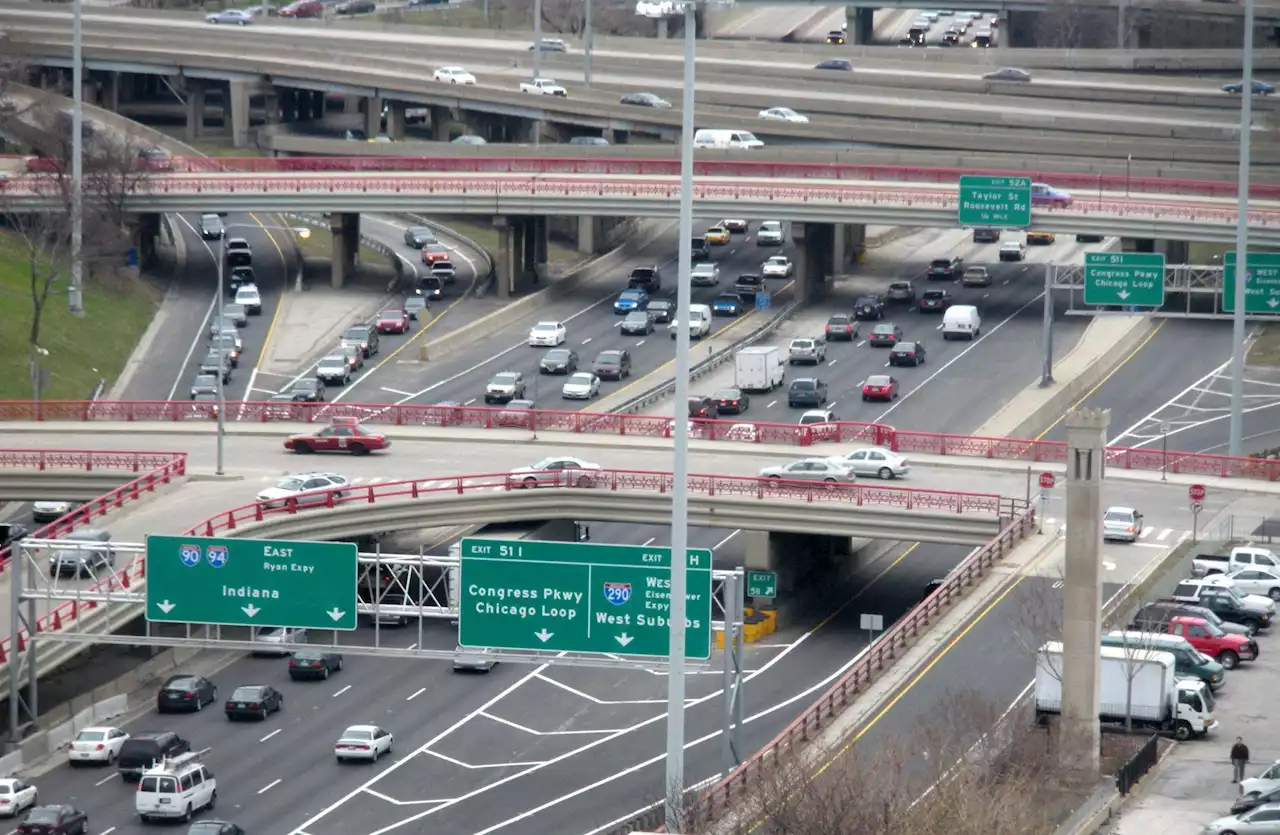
1033,320,1165,442
248,212,290,370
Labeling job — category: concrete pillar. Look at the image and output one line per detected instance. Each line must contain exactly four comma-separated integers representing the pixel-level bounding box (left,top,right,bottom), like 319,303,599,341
493,216,514,299
533,216,548,281
791,222,833,304
657,16,669,38
522,218,538,280
185,86,207,142
1122,238,1156,254
429,106,452,141
1059,407,1109,776
525,118,544,144
313,91,329,120
577,216,597,255
118,72,138,103
132,213,162,270
845,7,875,44
385,103,406,141
1155,240,1190,264
263,90,281,126
329,212,359,289
81,80,98,106
343,94,361,114
365,96,383,138
228,81,252,148
103,72,120,112
1005,10,1036,47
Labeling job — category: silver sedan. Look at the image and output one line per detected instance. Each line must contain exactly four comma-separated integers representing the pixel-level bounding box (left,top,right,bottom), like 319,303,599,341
758,458,856,484
561,372,601,399
509,457,601,488
826,448,909,480
1102,506,1144,542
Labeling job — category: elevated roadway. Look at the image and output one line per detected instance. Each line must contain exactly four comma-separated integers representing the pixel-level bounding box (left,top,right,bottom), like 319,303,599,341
4,171,1273,244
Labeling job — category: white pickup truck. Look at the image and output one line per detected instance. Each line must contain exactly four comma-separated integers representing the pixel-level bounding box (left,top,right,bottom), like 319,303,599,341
1192,546,1280,577
519,78,567,97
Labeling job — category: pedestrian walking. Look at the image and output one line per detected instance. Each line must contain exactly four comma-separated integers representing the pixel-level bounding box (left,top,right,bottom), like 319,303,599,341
1231,737,1251,784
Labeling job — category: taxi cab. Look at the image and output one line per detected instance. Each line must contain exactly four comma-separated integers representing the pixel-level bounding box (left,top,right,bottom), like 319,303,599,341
705,226,731,245
283,418,390,456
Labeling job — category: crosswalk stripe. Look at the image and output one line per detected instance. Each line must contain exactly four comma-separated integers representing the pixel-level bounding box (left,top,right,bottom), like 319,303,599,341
1139,527,1153,539
1157,528,1173,541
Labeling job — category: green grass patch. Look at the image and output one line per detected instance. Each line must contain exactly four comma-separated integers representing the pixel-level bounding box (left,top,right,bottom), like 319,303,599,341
0,232,160,402
1247,324,1280,368
186,140,266,158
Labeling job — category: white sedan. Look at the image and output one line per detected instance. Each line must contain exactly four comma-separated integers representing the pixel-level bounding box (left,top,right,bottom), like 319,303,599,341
32,500,77,523
1225,568,1280,600
68,726,129,765
826,447,909,480
761,255,794,278
561,372,601,400
433,67,477,85
255,472,351,508
0,778,37,817
335,724,394,762
529,321,567,347
758,107,809,123
509,456,602,487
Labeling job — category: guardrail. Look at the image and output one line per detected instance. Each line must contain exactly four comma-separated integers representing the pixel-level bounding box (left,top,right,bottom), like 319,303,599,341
685,505,1038,826
5,400,1280,483
20,156,1273,201
3,176,1273,230
0,463,1009,665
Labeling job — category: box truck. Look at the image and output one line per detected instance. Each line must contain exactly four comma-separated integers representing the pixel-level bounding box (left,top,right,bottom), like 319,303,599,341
1034,641,1216,741
734,346,785,393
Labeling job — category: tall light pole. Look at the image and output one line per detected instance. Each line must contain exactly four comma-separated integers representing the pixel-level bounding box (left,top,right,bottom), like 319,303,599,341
533,0,545,78
69,0,85,316
583,0,593,87
1229,0,1256,458
665,3,696,830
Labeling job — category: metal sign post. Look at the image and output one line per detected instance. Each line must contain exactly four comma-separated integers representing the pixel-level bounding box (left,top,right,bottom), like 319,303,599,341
1038,472,1055,534
720,570,745,775
1161,420,1171,481
1189,484,1207,542
860,612,883,646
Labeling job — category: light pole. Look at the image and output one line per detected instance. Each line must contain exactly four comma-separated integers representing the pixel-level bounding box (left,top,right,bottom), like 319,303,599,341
1229,0,1256,458
213,223,310,476
1161,420,1170,481
666,2,696,830
69,0,84,316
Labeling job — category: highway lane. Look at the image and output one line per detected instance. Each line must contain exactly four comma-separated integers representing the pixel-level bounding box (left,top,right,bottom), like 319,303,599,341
311,218,781,412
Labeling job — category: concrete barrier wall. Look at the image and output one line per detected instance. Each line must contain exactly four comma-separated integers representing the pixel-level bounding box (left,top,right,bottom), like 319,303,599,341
0,474,134,502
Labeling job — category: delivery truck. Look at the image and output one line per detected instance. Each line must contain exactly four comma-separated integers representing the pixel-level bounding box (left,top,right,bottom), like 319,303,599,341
734,346,785,393
1034,641,1216,741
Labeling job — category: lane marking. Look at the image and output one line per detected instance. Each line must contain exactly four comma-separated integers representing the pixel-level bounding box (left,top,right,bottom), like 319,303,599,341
713,530,739,551
260,728,282,742
94,773,118,787
641,537,655,546
1034,321,1167,441
407,687,426,701
332,685,352,697
420,749,547,770
258,779,282,794
480,711,622,736
380,387,414,396
166,214,220,402
534,674,669,706
100,829,116,835
239,211,291,416
363,787,453,807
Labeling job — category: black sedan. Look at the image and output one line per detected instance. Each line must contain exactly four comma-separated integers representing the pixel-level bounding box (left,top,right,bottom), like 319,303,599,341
539,348,579,375
1233,785,1280,814
815,59,853,71
18,805,88,835
289,650,345,680
647,299,673,323
290,378,326,403
225,685,283,720
188,822,247,835
157,674,217,713
713,388,750,415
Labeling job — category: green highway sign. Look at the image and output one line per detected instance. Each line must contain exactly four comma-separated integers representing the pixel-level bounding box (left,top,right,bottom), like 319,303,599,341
957,175,1032,228
145,535,357,630
1224,252,1280,313
458,538,712,659
1083,252,1166,307
746,570,778,599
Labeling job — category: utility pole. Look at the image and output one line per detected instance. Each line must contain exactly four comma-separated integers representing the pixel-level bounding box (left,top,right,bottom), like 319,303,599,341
1229,0,1256,458
69,0,85,316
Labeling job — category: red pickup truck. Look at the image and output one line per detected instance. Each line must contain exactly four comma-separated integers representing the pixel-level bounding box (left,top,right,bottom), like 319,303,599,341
1166,615,1258,669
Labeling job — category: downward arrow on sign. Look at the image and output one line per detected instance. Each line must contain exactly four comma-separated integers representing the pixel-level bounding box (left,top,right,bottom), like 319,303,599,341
157,600,176,614
1269,298,1280,309
242,604,261,618
1116,290,1130,300
615,633,634,648
326,608,345,622
534,628,554,643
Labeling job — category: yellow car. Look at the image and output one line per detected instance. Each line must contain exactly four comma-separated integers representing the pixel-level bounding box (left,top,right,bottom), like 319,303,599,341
1026,231,1056,245
705,226,730,245
825,30,846,44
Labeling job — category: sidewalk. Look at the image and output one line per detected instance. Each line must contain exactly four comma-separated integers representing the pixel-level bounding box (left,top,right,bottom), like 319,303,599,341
257,284,391,379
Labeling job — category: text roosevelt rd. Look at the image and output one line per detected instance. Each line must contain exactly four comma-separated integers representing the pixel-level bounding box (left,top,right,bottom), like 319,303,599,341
469,584,584,620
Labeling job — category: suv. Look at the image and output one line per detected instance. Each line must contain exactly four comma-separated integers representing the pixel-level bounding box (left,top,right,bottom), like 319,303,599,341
1170,582,1274,631
136,751,217,823
787,378,828,408
341,324,379,358
972,228,1001,243
825,314,858,341
927,257,963,279
199,350,232,384
853,295,883,320
118,732,191,782
756,221,784,246
592,350,632,380
485,372,526,403
1132,600,1254,636
628,266,662,292
961,266,991,287
690,238,711,262
688,395,715,418
788,337,826,365
228,266,255,294
734,274,765,297
225,238,252,268
199,213,223,241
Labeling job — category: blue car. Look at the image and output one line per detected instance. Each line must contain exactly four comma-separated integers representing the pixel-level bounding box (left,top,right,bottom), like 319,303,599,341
712,293,743,317
1031,182,1072,207
614,289,650,314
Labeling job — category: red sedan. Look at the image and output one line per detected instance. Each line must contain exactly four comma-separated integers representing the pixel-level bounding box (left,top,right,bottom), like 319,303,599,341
375,308,411,334
421,244,449,264
861,374,899,402
283,418,390,455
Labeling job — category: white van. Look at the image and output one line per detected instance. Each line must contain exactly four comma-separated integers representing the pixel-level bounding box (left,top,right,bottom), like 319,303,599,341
135,750,217,823
669,304,712,339
942,305,981,341
692,129,764,150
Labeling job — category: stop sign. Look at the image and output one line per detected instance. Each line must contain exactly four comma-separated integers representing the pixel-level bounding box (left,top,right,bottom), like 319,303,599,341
1189,484,1207,502
1038,472,1056,489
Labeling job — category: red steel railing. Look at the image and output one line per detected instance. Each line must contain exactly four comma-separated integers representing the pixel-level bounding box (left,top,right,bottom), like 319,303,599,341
0,460,1006,663
21,155,1277,201
3,174,1273,226
4,399,1279,482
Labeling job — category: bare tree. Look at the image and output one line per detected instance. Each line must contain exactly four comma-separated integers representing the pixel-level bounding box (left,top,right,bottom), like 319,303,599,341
1,100,152,398
501,0,654,36
1033,0,1117,48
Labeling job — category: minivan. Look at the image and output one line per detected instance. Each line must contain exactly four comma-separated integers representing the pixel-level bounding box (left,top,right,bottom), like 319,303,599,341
942,305,981,341
49,529,115,578
692,129,764,150
669,304,712,339
118,732,190,782
1102,631,1226,690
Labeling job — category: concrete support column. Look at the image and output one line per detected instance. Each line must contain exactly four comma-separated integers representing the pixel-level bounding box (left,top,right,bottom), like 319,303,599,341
1157,240,1190,263
103,72,120,112
132,213,162,271
1122,238,1156,254
385,103,406,140
343,94,361,114
845,7,875,44
493,216,515,299
329,212,359,289
1005,10,1036,47
365,96,383,138
657,16,670,38
521,218,538,280
429,106,452,141
314,91,329,120
227,81,252,148
533,216,548,281
263,90,281,126
118,72,138,104
185,86,207,143
1060,407,1109,775
577,215,597,255
81,80,99,106
791,221,834,304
